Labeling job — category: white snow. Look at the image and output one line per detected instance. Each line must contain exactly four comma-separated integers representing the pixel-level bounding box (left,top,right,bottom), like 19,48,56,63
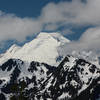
58,92,71,100
0,32,70,66
63,56,77,71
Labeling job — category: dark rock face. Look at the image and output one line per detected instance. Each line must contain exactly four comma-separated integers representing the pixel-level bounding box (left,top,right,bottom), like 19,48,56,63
0,58,56,99
0,93,6,100
36,55,100,100
0,55,100,100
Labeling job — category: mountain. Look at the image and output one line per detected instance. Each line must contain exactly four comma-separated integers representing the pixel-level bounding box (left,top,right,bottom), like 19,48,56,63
0,32,100,100
0,55,100,100
37,55,100,100
0,32,70,66
0,58,56,100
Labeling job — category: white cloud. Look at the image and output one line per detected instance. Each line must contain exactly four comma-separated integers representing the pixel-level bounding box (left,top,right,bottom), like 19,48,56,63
60,27,100,55
79,27,100,50
41,0,100,26
0,13,43,42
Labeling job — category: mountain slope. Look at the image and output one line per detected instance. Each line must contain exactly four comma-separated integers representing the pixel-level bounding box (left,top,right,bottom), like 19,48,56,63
0,58,56,100
0,55,100,100
37,55,100,100
0,32,70,66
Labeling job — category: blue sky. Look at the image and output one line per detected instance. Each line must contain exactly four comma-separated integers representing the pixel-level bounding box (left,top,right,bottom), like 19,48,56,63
0,0,71,18
0,0,100,53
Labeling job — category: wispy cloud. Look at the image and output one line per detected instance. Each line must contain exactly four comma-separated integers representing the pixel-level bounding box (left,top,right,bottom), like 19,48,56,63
0,12,43,42
42,0,100,26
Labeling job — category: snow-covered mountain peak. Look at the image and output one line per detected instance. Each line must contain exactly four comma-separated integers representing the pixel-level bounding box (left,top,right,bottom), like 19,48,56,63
37,32,52,38
0,32,70,66
37,32,70,43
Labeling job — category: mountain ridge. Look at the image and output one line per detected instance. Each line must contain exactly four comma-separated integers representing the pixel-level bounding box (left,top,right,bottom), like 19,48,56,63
0,55,100,100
